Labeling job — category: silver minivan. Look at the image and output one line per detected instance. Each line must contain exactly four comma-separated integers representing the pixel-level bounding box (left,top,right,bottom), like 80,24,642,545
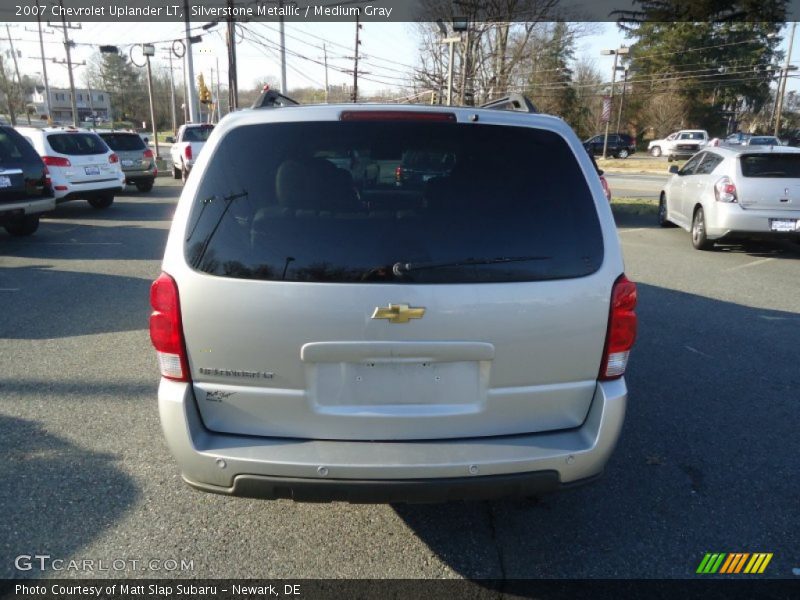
151,104,637,503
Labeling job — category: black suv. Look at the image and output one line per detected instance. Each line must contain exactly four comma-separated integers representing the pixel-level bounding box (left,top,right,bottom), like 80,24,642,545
583,133,636,159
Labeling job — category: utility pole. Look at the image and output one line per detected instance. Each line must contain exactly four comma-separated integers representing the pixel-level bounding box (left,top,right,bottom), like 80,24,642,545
352,14,361,103
459,28,470,105
615,67,629,138
774,21,797,137
142,45,159,159
600,46,629,160
210,65,216,123
215,55,222,120
0,56,17,125
183,0,199,122
443,36,458,105
35,0,52,123
323,44,329,103
3,25,30,124
166,51,177,133
226,0,238,111
57,0,79,126
279,0,287,93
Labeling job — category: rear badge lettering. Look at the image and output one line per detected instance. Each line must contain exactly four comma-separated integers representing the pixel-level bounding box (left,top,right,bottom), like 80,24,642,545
199,367,274,379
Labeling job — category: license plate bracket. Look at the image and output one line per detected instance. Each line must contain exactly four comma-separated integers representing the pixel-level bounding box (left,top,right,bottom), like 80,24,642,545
769,218,799,232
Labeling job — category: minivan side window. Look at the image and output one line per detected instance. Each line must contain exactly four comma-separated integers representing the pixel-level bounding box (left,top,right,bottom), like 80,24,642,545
679,153,705,175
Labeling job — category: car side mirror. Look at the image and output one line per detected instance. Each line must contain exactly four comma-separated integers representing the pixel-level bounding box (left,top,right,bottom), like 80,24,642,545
165,136,175,144
668,165,680,175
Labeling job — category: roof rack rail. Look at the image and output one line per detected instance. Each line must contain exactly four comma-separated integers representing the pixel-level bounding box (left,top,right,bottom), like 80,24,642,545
252,87,299,109
480,93,538,113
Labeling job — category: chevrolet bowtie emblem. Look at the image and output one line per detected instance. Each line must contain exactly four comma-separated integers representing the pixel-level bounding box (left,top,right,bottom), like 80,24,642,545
371,303,426,324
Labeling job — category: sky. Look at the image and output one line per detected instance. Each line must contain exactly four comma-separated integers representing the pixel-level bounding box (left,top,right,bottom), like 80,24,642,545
4,20,797,96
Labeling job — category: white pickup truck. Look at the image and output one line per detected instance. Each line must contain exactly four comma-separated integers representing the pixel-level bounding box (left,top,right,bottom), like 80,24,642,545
648,129,708,161
170,123,215,182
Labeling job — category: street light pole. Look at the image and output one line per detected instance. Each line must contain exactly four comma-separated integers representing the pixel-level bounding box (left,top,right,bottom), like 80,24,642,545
35,0,51,123
601,46,629,160
615,67,629,138
142,44,160,159
58,0,79,126
774,21,797,137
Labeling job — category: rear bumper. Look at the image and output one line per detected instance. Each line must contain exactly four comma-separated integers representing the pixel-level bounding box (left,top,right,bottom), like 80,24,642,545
158,377,627,503
707,204,800,239
0,196,55,220
54,179,124,202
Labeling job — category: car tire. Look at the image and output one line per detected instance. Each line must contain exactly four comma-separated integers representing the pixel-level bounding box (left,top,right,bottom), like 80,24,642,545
4,215,40,236
658,193,676,227
181,162,188,183
617,148,630,159
88,194,114,209
173,164,181,179
691,206,714,250
650,146,662,157
136,181,154,193
667,155,674,162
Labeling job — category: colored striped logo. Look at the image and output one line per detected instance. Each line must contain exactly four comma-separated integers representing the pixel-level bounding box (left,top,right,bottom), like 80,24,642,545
696,553,773,574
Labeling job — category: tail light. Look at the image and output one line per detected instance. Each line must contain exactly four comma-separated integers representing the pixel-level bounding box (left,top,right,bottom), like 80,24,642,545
714,176,737,203
43,166,51,189
42,156,71,167
341,110,456,122
143,149,154,159
149,273,190,381
600,176,611,201
184,145,192,160
395,166,402,182
599,275,637,380
109,153,119,164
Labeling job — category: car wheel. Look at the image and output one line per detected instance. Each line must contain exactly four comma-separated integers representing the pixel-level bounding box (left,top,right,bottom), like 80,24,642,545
88,194,114,209
691,206,714,250
4,215,40,236
658,193,676,227
136,181,154,193
173,165,181,179
181,162,188,183
650,146,662,157
667,155,674,162
617,148,630,159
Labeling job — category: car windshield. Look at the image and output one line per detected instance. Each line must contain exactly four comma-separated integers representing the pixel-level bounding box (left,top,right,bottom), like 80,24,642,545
740,153,800,177
98,133,146,151
747,137,779,146
47,132,108,155
185,120,604,284
182,126,214,142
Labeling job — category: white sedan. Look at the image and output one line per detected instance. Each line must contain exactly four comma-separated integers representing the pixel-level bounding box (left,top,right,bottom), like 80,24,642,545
658,145,800,249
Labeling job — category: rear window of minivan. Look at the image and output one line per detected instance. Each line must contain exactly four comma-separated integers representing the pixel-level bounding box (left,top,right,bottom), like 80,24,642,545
185,120,604,284
98,133,146,151
740,153,800,178
47,133,108,155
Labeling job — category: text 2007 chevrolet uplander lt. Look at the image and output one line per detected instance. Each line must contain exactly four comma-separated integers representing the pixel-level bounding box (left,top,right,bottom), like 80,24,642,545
150,102,637,503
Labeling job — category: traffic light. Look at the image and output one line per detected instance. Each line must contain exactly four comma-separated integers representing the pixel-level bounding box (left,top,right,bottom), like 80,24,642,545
430,91,439,105
197,74,211,104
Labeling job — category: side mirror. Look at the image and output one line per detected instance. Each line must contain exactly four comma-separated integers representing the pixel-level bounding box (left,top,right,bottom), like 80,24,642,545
165,136,175,144
668,165,680,175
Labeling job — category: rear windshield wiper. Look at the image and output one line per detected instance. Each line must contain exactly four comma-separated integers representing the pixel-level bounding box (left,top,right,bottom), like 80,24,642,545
187,190,248,268
392,255,552,276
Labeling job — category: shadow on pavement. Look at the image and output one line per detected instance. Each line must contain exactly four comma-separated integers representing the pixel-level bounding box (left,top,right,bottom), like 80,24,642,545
0,266,151,339
0,414,138,578
394,283,799,579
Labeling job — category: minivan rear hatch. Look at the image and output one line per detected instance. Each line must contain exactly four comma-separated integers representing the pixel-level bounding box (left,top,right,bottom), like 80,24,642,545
177,115,611,441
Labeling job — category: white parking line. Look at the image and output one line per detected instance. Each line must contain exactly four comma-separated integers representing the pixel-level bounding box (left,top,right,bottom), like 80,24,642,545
685,345,713,358
724,257,774,272
14,242,123,246
618,228,647,233
0,288,20,292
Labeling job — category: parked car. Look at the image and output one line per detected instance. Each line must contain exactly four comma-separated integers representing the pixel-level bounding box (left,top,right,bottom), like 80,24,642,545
151,103,637,503
97,131,157,192
659,146,800,249
583,133,636,158
648,130,708,161
0,125,55,236
16,126,124,209
169,123,214,182
741,135,782,147
723,132,751,146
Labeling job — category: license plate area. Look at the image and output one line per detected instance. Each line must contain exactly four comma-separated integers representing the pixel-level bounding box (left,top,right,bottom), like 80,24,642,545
85,166,100,176
770,218,799,232
311,359,482,409
0,175,11,188
121,160,134,167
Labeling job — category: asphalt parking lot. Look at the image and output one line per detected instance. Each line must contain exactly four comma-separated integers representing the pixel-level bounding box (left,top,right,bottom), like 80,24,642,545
1,180,798,579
